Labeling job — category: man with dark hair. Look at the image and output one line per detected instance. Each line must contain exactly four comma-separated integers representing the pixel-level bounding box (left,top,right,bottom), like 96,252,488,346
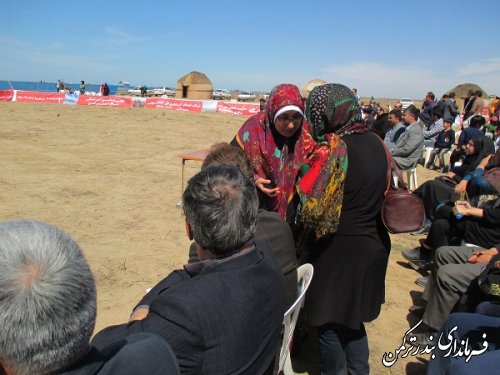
384,109,405,150
391,105,424,169
92,165,286,375
423,106,444,148
463,89,477,122
441,93,460,121
419,91,438,127
0,220,179,375
188,142,298,308
469,90,485,119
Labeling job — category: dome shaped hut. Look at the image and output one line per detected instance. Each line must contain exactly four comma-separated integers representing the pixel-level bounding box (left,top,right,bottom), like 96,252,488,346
300,79,327,99
175,71,213,99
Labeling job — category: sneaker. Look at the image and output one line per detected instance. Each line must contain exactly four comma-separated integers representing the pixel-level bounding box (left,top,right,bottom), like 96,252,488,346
401,247,422,261
409,259,432,272
415,276,428,288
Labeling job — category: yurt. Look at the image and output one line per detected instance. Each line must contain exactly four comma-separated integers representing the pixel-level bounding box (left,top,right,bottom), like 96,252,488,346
300,79,327,99
446,83,488,111
175,71,213,99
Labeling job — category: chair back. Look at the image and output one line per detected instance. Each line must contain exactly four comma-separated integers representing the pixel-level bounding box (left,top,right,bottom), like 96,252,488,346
278,263,314,374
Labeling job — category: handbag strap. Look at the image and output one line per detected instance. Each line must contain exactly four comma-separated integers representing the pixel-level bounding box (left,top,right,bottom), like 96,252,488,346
374,134,408,195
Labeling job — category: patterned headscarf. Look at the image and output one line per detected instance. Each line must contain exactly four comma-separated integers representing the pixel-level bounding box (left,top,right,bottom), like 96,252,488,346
297,83,367,239
235,84,315,218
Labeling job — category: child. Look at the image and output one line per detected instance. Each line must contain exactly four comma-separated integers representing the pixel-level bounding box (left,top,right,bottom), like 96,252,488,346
426,118,455,172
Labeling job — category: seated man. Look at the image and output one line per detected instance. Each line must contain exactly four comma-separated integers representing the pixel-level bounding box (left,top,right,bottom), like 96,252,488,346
391,105,424,170
383,109,405,150
423,106,444,148
92,165,287,374
0,220,179,375
187,142,298,309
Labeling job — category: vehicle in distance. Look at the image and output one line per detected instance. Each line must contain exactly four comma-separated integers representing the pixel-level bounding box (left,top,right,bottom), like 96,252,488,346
237,91,256,102
128,86,154,96
213,89,232,100
153,86,176,97
400,98,414,110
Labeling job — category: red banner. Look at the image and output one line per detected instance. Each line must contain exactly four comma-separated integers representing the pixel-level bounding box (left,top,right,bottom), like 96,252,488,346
77,95,132,107
145,97,203,112
15,91,65,104
216,101,260,116
0,90,14,101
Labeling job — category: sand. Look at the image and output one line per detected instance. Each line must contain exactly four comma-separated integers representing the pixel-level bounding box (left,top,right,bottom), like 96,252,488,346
0,102,439,374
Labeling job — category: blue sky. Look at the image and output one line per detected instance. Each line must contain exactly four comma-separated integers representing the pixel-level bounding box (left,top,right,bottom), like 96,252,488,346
1,0,499,98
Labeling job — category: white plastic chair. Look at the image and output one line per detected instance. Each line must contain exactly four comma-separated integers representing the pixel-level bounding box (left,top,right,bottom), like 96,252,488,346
278,263,314,375
405,167,418,191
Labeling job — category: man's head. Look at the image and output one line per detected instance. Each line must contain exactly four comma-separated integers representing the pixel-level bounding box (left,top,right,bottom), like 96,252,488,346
402,105,420,125
425,92,435,101
0,220,96,375
202,143,253,181
469,115,486,128
183,165,258,258
448,92,456,99
388,109,402,126
475,90,483,98
443,118,452,129
431,106,443,120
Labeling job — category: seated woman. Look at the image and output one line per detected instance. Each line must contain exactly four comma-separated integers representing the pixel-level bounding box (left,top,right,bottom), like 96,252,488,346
231,83,314,220
412,135,495,229
403,197,500,274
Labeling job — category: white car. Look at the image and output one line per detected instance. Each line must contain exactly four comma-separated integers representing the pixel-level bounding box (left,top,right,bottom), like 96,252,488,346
153,87,176,97
213,89,232,100
400,98,414,110
237,91,256,102
128,86,154,97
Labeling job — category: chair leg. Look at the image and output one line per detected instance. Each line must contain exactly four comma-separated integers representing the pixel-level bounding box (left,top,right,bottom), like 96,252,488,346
423,147,433,167
283,355,293,375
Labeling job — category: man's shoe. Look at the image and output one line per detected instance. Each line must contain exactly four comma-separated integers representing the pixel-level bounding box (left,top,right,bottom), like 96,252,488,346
402,247,432,262
409,259,432,272
415,276,428,288
408,304,426,319
402,247,422,261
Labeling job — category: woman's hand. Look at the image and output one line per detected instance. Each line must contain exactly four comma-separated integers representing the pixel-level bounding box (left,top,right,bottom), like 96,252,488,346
446,171,456,179
454,200,472,215
255,177,279,197
454,180,468,193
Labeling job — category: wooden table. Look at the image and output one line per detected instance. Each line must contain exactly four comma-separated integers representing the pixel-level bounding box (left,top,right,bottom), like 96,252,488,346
177,149,209,198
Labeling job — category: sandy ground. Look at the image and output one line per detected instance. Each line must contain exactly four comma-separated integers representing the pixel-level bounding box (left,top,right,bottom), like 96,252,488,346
0,102,441,374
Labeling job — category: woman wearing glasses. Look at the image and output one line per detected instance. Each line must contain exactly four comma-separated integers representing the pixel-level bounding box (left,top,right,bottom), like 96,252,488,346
231,83,314,220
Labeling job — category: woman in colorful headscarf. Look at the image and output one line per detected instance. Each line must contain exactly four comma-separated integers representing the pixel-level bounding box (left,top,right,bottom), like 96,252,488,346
297,83,390,374
231,83,314,219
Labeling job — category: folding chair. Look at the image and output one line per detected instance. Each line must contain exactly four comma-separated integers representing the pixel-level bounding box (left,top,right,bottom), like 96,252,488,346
278,263,314,375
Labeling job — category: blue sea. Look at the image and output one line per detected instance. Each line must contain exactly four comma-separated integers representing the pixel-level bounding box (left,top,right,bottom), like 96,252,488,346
0,80,129,96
